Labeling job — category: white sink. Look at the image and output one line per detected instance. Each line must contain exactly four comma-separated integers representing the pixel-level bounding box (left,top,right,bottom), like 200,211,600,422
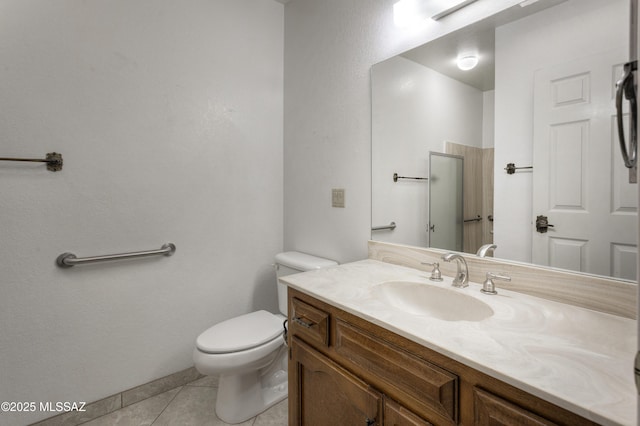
372,281,494,322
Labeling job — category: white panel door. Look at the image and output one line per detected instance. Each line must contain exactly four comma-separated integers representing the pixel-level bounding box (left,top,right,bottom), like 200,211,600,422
532,49,637,279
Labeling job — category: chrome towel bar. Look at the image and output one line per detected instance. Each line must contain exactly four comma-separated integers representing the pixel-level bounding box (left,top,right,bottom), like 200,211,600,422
57,243,176,268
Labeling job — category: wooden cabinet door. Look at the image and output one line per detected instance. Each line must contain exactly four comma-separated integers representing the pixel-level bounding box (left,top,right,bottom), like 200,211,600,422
290,337,382,426
474,388,557,426
384,398,433,426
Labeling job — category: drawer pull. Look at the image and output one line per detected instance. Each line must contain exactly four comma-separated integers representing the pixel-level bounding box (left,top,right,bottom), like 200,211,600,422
293,316,315,328
365,418,376,426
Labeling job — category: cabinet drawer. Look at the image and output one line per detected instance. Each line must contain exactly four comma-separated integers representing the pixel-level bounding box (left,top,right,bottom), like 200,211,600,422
290,297,330,347
474,388,557,426
335,320,458,424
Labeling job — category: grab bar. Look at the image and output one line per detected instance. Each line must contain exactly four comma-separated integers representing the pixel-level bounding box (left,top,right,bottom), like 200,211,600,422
372,222,396,231
0,152,63,171
57,243,176,268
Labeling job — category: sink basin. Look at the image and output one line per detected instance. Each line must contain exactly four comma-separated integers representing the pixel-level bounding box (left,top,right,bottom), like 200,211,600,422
372,281,494,322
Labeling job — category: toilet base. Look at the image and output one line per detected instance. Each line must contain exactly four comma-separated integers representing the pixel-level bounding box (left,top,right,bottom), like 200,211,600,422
215,346,288,424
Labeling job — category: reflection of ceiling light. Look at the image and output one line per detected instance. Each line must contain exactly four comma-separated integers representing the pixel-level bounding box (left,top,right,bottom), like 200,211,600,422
457,55,478,71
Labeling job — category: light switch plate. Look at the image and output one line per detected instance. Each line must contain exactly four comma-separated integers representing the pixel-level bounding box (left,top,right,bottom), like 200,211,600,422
332,188,345,208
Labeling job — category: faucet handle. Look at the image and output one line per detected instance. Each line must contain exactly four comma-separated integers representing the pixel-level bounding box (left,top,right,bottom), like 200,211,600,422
421,262,443,282
481,272,511,295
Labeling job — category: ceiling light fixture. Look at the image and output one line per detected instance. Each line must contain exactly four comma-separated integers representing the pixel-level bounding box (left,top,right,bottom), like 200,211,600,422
457,55,478,71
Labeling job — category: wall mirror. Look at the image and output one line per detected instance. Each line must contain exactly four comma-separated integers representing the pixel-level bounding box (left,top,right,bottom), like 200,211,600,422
371,0,637,282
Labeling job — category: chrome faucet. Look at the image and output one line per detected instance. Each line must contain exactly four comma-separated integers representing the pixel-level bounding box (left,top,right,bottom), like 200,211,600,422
441,253,469,288
476,244,497,258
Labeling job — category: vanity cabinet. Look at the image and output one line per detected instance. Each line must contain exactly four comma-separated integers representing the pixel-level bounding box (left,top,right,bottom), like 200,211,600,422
291,337,382,425
287,288,598,426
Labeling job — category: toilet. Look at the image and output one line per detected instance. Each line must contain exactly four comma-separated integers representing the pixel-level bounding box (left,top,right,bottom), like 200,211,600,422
193,251,337,424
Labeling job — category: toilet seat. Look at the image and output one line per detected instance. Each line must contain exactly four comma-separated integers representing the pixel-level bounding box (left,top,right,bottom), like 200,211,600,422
196,310,284,354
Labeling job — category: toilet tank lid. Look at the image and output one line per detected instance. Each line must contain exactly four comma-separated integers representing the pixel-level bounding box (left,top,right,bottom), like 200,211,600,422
196,311,284,354
275,251,337,271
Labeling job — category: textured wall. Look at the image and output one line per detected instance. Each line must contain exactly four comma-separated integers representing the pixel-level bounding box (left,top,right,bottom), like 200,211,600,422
0,1,283,424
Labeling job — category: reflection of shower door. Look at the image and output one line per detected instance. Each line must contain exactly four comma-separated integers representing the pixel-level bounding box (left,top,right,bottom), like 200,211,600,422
429,153,463,252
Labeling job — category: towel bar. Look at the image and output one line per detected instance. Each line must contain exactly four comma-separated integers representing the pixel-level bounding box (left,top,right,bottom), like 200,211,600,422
0,152,63,171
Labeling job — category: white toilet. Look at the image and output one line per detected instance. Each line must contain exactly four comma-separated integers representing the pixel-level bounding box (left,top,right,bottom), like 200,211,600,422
193,251,337,424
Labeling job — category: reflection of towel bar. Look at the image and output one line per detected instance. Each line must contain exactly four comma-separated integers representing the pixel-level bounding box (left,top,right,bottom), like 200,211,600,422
463,215,482,223
504,163,532,174
372,222,396,231
393,173,428,182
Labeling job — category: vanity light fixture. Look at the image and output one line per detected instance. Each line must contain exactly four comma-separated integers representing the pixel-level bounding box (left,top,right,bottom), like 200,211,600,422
519,0,541,7
457,54,478,71
393,0,429,28
393,0,479,28
429,0,479,20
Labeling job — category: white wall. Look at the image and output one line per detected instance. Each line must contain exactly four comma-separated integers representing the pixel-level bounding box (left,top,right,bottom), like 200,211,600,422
493,0,627,262
283,0,526,263
0,1,283,424
371,56,484,248
482,91,495,149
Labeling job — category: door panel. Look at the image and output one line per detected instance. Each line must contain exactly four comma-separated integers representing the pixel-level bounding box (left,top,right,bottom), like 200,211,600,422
533,49,638,278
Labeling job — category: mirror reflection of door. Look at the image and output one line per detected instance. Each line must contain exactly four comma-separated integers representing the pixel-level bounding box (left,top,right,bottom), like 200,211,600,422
429,152,463,251
532,49,638,280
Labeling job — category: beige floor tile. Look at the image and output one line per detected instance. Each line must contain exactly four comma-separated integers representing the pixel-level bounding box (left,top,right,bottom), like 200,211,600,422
186,374,219,388
151,386,253,426
81,387,181,426
122,368,202,407
253,399,288,426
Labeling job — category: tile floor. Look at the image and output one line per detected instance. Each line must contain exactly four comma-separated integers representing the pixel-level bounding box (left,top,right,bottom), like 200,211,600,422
80,375,288,426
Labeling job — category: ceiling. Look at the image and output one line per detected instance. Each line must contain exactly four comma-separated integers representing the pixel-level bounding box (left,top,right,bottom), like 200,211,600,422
399,0,567,92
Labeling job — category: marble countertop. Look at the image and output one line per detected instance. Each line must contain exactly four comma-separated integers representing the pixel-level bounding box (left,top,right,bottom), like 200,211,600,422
280,259,637,426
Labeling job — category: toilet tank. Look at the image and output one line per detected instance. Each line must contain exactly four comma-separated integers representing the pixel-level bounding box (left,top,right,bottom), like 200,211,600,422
274,251,337,315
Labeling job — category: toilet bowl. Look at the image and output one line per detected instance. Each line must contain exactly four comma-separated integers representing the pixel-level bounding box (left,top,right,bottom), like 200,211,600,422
193,310,288,424
193,251,337,424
